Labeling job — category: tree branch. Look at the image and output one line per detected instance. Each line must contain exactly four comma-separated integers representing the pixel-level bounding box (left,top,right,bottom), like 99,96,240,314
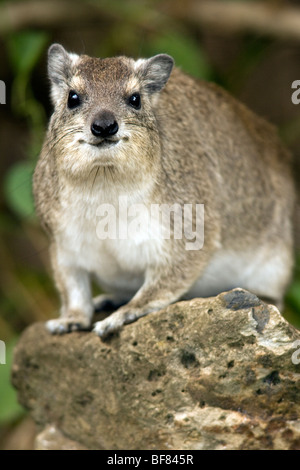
180,1,300,41
0,0,105,34
2,0,300,42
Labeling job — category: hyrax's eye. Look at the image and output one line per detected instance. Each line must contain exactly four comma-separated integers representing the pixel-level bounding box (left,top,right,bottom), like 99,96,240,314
67,90,81,109
128,92,141,110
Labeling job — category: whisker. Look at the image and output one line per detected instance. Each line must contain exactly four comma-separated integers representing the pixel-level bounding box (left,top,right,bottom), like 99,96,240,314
38,127,84,169
123,120,157,133
45,126,83,155
91,166,100,192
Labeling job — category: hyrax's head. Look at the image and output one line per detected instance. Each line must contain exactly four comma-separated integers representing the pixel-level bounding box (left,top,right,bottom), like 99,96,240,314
47,44,174,185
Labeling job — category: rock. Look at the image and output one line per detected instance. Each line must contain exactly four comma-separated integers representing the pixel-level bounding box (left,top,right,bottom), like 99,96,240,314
11,288,300,450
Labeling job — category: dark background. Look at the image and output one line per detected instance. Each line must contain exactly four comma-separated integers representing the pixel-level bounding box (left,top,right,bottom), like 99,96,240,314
1,0,300,449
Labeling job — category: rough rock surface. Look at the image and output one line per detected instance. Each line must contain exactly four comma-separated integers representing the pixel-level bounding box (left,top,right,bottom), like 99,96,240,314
12,288,300,450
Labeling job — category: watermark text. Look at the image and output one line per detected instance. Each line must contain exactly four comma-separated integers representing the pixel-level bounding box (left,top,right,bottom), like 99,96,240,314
96,197,204,251
291,339,300,365
0,340,6,365
0,80,5,104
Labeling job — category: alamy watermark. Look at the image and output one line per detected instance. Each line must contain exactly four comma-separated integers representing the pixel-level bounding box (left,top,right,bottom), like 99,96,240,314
0,340,6,365
291,80,300,104
291,340,300,365
96,197,205,251
0,80,5,104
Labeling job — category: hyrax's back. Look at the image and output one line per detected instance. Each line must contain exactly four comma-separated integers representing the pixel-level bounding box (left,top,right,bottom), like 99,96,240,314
155,68,294,301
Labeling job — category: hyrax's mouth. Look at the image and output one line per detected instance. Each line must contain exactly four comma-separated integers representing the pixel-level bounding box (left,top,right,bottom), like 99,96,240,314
94,139,119,149
79,139,120,149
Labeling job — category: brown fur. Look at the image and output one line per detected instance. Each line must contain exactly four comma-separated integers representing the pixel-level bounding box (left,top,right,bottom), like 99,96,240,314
33,44,295,338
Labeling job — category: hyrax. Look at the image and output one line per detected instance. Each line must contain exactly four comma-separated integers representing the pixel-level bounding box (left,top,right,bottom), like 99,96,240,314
33,43,295,339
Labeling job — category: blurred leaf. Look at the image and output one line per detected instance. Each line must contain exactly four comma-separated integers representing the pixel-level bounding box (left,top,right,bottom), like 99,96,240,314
284,254,300,328
6,30,48,157
226,36,271,93
7,30,48,77
286,279,300,312
147,31,212,79
4,162,35,220
0,339,24,424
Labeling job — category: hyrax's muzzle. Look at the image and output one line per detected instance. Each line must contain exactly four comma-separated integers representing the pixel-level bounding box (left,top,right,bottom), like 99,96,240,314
91,110,119,139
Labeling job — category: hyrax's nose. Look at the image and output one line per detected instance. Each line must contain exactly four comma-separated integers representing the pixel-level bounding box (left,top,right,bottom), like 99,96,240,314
91,111,119,138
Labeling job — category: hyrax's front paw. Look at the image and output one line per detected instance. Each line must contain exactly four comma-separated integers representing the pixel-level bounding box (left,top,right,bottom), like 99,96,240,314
46,313,91,335
93,308,138,339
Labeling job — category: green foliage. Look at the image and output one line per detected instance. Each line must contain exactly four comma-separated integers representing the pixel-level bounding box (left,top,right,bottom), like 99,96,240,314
4,31,48,220
285,257,300,328
3,161,35,220
226,36,272,92
0,339,24,425
7,30,48,158
147,31,212,80
7,31,48,77
7,30,48,127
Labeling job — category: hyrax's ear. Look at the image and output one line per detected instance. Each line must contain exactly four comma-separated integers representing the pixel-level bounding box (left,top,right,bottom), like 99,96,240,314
48,44,79,104
136,54,174,93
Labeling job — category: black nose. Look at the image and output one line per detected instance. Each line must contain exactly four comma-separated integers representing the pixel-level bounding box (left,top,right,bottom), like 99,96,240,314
91,111,119,138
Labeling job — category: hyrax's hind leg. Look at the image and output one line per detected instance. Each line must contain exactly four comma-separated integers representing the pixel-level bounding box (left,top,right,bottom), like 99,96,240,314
243,246,293,313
